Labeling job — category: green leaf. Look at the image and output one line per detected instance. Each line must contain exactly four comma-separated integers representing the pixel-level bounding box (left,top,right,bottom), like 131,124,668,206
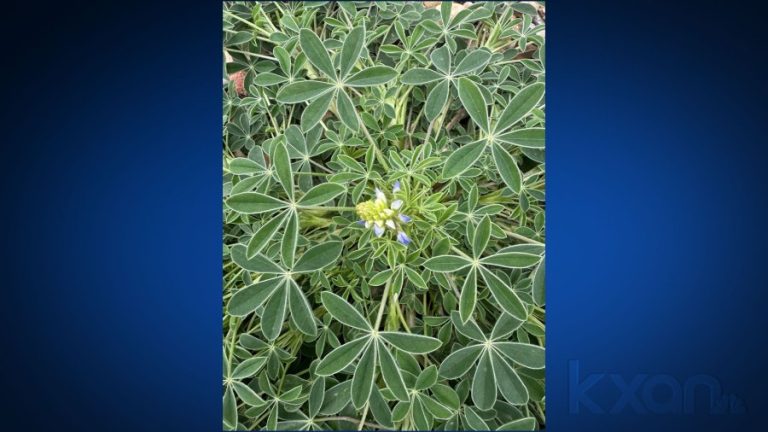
494,342,545,369
246,212,287,259
253,72,288,86
369,385,394,428
369,269,393,286
321,291,371,331
281,211,298,268
459,267,477,324
298,182,346,206
491,142,522,193
293,241,343,272
425,79,450,122
420,394,454,419
463,406,490,430
432,383,460,410
532,258,545,306
228,157,263,175
472,351,497,410
226,192,288,214
415,365,438,390
261,284,287,340
301,89,334,132
379,332,441,354
335,89,359,131
232,380,266,407
377,340,409,401
288,280,317,337
454,49,492,75
315,337,369,376
228,277,282,316
457,77,490,133
230,244,285,274
479,267,528,320
472,215,492,257
490,352,529,404
351,343,376,409
412,397,432,430
319,380,352,415
497,418,537,431
273,141,293,200
299,28,337,79
308,377,325,418
340,26,365,78
227,30,253,46
496,128,545,149
345,66,397,87
481,252,540,268
404,266,428,290
422,255,472,272
276,80,335,103
495,82,545,133
401,68,445,85
450,311,486,341
439,344,482,379
223,385,237,429
441,140,486,178
430,46,451,75
231,356,268,379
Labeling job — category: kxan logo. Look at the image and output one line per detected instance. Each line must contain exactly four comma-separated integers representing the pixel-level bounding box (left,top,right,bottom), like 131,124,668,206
568,360,745,415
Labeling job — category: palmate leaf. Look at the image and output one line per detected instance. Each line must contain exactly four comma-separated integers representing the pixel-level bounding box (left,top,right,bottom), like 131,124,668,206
379,332,442,354
479,266,528,320
293,241,343,272
288,279,317,337
377,339,409,401
315,337,369,376
459,267,478,323
321,291,371,331
441,139,486,178
345,66,398,87
340,25,366,78
351,342,376,409
297,182,346,206
457,77,490,133
422,254,472,272
222,2,546,428
472,350,496,410
491,142,522,193
261,283,288,340
495,82,545,133
228,276,282,317
299,28,337,80
276,80,334,103
301,89,334,131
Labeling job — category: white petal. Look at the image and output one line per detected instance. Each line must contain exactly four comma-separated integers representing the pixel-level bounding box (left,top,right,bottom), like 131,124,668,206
391,200,403,210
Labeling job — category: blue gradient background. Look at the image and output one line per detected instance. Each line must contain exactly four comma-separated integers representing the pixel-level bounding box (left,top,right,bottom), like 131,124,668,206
2,0,766,431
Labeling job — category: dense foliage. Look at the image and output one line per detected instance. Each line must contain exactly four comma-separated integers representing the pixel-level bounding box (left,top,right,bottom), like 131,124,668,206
223,1,545,430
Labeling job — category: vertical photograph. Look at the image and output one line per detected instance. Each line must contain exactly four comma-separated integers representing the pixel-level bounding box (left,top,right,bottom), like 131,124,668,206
223,2,545,430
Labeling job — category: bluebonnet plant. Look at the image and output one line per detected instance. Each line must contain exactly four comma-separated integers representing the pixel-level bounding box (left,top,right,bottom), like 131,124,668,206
355,181,412,245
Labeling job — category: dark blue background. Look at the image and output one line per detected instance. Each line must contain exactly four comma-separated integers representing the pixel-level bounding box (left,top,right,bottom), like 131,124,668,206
1,1,766,431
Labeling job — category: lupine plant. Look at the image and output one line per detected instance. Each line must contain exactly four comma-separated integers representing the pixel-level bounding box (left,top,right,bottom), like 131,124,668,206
223,1,545,430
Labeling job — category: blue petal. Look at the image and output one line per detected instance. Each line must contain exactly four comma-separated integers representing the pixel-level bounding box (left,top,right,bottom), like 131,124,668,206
356,220,366,225
374,225,385,237
392,181,401,193
397,231,411,245
399,214,412,223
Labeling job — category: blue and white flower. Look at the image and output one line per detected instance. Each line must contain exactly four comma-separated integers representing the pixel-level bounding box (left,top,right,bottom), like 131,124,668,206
356,182,412,245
